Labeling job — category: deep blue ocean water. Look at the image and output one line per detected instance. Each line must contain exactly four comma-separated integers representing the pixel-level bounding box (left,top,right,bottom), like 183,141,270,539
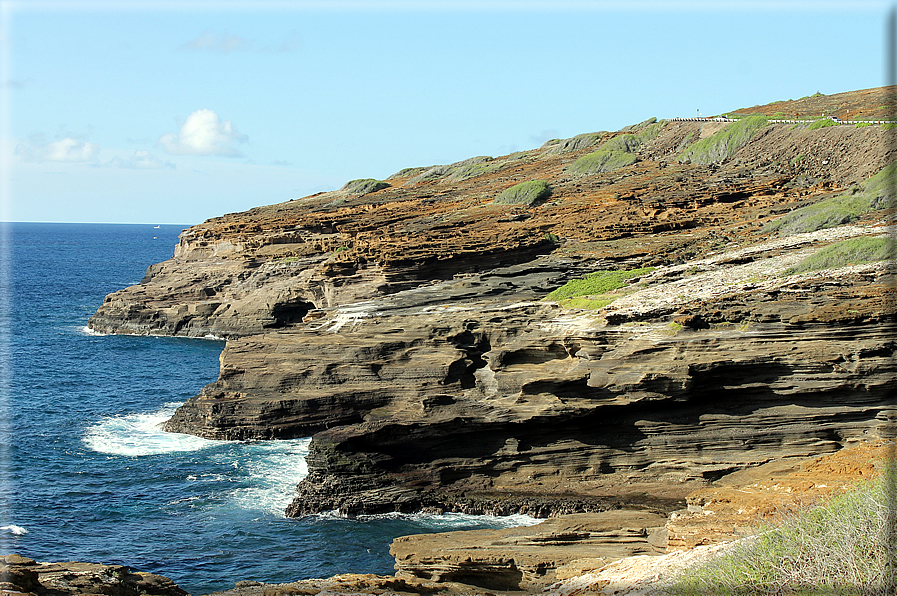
0,222,536,594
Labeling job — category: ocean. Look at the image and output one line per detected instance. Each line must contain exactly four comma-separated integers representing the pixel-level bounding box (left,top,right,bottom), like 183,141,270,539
0,222,537,594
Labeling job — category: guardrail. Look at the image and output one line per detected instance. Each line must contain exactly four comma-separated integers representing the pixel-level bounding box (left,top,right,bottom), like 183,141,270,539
669,117,897,125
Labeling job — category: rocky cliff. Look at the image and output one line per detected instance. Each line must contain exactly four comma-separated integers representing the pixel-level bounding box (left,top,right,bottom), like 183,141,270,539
89,87,897,528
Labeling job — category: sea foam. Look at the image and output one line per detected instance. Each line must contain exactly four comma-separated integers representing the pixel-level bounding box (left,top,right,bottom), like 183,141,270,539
83,402,220,456
0,525,28,535
220,438,311,515
80,325,107,336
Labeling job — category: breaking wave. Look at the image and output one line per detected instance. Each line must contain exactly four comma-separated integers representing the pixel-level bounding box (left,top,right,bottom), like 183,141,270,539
83,402,219,456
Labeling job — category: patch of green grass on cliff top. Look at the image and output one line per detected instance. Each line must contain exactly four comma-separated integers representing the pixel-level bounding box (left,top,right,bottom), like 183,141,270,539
807,118,839,130
678,113,768,165
661,467,897,596
785,236,893,275
545,267,655,304
567,148,637,175
341,178,391,195
566,122,664,176
494,180,552,207
545,131,605,154
764,162,897,235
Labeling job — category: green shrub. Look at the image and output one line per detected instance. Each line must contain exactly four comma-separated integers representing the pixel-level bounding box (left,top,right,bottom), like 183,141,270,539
494,180,552,206
619,116,657,133
563,122,662,176
662,470,897,596
678,113,768,165
567,148,637,175
882,122,897,130
785,236,893,275
855,122,874,128
547,132,604,154
446,161,500,182
808,118,838,130
764,162,897,235
546,267,655,301
388,166,429,179
341,178,390,195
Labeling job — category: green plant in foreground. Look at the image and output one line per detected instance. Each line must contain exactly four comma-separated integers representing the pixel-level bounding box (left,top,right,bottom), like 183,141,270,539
882,122,897,130
494,180,552,207
785,236,893,275
855,122,874,128
678,113,768,165
545,268,655,302
662,467,897,596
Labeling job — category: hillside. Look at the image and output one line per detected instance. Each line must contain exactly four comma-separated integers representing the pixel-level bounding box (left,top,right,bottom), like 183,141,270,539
86,86,897,592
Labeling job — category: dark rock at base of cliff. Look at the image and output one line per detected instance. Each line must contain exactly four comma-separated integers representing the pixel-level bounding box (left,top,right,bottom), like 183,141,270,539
0,555,187,596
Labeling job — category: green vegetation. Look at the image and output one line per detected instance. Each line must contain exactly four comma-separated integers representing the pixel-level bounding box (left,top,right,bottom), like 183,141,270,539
808,118,838,130
494,180,552,207
545,268,655,308
447,161,500,182
566,122,663,176
663,321,683,335
882,123,897,130
547,132,605,154
567,148,637,175
543,232,560,243
662,469,897,596
341,178,390,195
619,116,657,133
764,162,897,235
678,114,768,165
855,122,874,128
785,236,893,275
387,166,429,179
791,154,806,166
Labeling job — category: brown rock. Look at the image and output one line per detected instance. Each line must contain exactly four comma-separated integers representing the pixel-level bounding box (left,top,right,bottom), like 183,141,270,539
390,511,668,591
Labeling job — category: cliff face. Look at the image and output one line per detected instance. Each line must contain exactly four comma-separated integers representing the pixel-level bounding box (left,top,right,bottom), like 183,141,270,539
89,87,897,520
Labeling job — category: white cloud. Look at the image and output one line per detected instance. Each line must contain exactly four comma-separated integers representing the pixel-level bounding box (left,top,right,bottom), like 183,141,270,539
1,78,31,89
159,109,248,157
15,136,100,163
267,31,301,53
109,150,176,170
180,30,251,53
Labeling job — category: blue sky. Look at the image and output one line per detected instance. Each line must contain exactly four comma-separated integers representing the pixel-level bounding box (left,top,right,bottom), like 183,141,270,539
1,0,893,225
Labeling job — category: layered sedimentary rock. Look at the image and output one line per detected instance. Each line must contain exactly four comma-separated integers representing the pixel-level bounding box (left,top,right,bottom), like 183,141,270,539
89,88,897,528
0,555,187,596
390,510,668,591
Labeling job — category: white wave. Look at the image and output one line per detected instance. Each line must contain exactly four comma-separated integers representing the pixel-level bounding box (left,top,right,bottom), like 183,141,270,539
362,511,543,529
221,438,311,515
203,333,226,341
0,525,28,535
80,325,108,336
313,509,542,529
83,402,221,456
